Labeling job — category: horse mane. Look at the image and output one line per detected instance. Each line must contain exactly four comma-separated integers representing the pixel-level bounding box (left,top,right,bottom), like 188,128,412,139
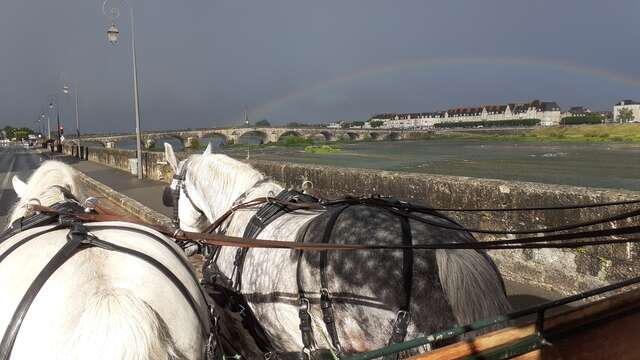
188,154,267,218
9,160,84,224
64,288,187,360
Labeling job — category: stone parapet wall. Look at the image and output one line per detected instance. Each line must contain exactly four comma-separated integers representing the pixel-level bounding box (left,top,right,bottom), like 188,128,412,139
64,144,640,295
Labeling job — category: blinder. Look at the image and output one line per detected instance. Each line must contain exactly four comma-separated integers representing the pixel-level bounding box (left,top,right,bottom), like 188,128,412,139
164,160,205,228
162,186,174,207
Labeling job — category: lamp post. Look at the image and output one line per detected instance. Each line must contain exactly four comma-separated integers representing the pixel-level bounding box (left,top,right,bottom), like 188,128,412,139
48,95,61,152
63,82,81,158
103,0,143,179
40,112,50,140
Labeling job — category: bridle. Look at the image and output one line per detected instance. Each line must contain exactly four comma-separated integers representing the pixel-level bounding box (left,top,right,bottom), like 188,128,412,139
163,159,205,228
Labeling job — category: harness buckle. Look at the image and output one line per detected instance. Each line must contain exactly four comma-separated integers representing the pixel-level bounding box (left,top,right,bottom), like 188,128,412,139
301,347,312,360
319,288,332,311
391,310,411,341
205,306,219,359
299,297,310,312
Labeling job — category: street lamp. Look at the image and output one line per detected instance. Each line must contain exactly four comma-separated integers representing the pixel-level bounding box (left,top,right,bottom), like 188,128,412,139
103,0,143,179
107,23,119,45
40,112,49,140
48,95,61,143
63,82,81,158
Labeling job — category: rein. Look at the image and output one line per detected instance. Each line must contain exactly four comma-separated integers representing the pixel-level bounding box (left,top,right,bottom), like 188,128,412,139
26,202,640,252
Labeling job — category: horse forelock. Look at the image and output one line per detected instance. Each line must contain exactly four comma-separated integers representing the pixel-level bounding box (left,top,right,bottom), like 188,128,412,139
9,160,83,224
186,154,268,220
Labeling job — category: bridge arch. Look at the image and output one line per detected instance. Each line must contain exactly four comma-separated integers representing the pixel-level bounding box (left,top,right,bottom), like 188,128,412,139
199,132,229,148
148,134,186,151
238,130,268,145
385,132,400,141
316,131,336,142
278,130,303,142
154,134,186,144
116,136,143,150
369,132,383,140
345,132,361,141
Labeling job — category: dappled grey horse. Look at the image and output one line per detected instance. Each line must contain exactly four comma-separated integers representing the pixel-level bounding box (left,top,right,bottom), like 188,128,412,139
163,143,511,358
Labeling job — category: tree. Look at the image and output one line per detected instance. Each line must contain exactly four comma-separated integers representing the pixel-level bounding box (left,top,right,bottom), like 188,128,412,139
352,121,365,128
369,120,384,128
340,122,351,129
255,119,271,127
3,126,15,139
286,122,310,128
617,108,634,123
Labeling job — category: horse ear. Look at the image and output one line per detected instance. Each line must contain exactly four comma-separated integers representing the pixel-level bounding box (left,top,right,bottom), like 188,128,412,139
164,143,178,172
12,175,27,198
203,142,212,156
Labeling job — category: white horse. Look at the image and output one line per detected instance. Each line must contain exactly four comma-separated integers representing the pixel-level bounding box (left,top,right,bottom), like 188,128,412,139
0,160,210,359
164,143,512,358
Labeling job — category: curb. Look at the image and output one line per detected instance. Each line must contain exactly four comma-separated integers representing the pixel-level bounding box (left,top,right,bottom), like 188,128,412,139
76,170,173,228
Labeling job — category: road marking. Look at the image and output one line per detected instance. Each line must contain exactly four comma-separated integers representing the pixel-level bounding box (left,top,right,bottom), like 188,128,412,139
0,155,17,191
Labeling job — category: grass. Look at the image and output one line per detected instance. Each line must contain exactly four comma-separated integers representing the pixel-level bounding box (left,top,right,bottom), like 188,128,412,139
443,124,640,143
304,145,342,154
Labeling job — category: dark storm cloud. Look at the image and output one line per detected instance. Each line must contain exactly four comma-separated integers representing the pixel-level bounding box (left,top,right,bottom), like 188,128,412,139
1,0,639,133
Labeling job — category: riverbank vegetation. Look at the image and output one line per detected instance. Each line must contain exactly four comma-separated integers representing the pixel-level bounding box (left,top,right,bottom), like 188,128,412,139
434,118,540,128
447,124,640,143
560,114,604,125
528,124,640,142
304,145,341,153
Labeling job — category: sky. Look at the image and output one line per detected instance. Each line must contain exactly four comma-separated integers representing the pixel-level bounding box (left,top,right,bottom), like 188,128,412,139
2,0,640,133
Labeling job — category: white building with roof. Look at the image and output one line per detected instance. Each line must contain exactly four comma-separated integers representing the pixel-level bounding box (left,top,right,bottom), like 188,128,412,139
368,100,561,129
613,100,640,122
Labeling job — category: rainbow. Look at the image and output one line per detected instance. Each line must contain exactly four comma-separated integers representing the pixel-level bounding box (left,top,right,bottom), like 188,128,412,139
249,56,640,121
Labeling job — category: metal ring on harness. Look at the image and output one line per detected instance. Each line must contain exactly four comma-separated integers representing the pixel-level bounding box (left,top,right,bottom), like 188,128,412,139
25,199,42,213
301,181,314,194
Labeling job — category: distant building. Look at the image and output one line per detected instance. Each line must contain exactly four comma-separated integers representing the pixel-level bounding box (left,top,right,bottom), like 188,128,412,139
562,106,592,118
368,99,561,129
613,100,640,122
597,111,613,121
326,121,343,129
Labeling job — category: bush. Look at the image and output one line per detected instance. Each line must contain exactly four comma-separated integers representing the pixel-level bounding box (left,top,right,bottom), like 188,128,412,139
279,135,311,146
188,138,201,149
433,118,540,128
369,120,385,128
255,119,271,127
304,145,341,154
561,115,603,125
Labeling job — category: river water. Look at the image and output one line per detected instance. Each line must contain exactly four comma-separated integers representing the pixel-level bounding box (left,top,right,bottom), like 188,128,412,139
223,139,640,191
116,137,640,191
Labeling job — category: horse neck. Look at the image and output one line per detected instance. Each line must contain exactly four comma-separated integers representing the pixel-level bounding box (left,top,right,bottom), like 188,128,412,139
187,155,283,222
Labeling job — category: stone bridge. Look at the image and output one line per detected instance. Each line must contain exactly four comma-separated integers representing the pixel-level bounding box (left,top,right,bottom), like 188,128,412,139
79,127,434,148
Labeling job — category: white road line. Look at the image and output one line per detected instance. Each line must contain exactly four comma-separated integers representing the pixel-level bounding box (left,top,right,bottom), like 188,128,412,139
0,155,16,191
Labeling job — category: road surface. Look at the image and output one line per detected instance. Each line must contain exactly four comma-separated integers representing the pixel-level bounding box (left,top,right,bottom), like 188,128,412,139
0,146,47,228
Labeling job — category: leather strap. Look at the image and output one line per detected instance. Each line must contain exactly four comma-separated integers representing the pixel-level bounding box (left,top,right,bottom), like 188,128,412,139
318,205,350,354
384,212,414,359
0,220,213,359
0,222,88,359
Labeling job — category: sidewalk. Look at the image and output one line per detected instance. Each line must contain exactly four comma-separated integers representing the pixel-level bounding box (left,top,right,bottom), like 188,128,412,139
43,153,172,218
72,160,172,217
